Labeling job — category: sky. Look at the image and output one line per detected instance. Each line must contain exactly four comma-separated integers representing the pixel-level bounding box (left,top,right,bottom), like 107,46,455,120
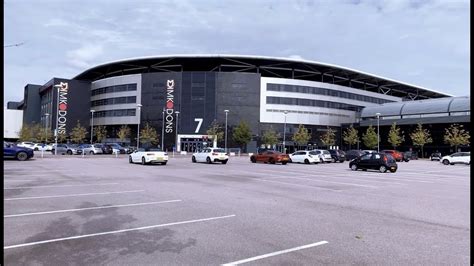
4,0,470,106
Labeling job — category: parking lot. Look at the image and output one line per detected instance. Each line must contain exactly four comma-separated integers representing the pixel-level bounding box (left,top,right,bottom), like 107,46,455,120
4,154,470,265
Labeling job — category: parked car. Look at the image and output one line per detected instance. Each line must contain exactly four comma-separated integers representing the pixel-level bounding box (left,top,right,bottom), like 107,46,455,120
107,143,126,154
192,147,229,164
328,149,346,163
129,148,168,165
405,151,418,160
289,150,320,164
250,150,290,165
381,150,403,162
440,152,470,165
4,141,34,161
430,152,442,161
345,150,364,161
99,144,113,154
311,149,333,163
51,144,82,155
78,144,103,155
349,152,398,173
16,142,36,149
362,150,377,154
400,152,410,162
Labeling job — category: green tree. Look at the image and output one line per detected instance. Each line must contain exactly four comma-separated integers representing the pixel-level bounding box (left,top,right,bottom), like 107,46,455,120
94,125,107,143
70,120,88,144
206,119,224,143
232,120,252,152
362,125,378,149
140,123,159,146
117,125,131,143
57,131,68,143
410,123,432,158
18,123,34,142
36,125,53,143
321,127,336,148
343,125,359,150
444,124,470,152
387,122,404,149
292,124,311,149
261,127,279,147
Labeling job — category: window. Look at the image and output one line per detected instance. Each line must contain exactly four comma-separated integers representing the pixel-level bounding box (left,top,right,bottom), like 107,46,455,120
92,83,137,96
266,96,364,112
360,154,372,160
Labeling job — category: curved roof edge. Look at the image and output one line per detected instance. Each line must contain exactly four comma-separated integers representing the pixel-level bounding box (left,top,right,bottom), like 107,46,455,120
73,54,453,97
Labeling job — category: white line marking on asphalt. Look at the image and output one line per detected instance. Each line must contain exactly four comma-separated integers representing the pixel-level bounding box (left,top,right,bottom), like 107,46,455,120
265,176,378,188
4,214,236,250
256,179,342,192
4,183,120,189
222,241,329,265
4,180,36,182
4,190,145,201
4,200,182,218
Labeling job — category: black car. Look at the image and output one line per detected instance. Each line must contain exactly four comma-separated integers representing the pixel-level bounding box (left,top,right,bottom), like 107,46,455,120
430,152,442,161
99,144,113,154
349,152,398,173
107,143,126,154
405,151,418,160
400,152,410,162
328,149,346,162
345,150,364,161
4,141,34,161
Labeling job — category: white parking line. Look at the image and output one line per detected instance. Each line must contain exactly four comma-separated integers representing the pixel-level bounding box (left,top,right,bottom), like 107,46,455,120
222,241,329,265
4,190,145,201
264,176,378,188
4,200,182,218
4,183,120,189
4,180,36,182
4,214,236,250
256,179,342,192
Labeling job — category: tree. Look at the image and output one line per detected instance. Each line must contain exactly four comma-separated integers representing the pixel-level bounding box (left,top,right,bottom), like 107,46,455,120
95,125,107,143
321,127,336,148
261,127,279,147
206,119,224,143
362,125,378,149
292,124,311,149
117,125,131,143
343,125,359,150
410,123,432,158
387,122,404,149
444,124,470,152
70,120,88,144
18,123,34,142
140,122,159,146
232,120,252,152
36,126,53,143
57,131,68,143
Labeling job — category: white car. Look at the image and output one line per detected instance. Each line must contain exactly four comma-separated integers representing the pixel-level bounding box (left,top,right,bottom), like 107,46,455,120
289,150,320,164
34,143,53,151
440,152,470,165
17,142,36,149
192,148,229,164
311,149,333,163
129,148,168,165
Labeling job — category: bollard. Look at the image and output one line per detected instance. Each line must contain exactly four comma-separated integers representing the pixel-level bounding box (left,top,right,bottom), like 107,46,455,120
82,151,85,158
115,151,118,158
41,149,44,158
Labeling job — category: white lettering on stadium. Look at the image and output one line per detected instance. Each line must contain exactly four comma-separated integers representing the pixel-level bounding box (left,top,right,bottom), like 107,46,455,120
57,82,69,135
165,80,175,133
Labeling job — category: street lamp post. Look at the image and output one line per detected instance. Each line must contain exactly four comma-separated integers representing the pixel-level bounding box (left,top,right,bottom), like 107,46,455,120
44,113,50,143
376,112,381,152
161,107,165,150
90,110,95,144
53,84,62,156
175,111,180,152
136,104,142,149
224,110,229,153
283,110,288,153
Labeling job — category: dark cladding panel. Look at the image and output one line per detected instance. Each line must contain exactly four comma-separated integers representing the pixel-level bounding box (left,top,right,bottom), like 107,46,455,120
22,84,42,124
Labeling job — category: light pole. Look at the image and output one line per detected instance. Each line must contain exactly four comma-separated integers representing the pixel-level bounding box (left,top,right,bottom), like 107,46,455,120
44,113,50,143
161,107,165,150
283,110,288,153
224,110,229,153
90,110,95,144
175,111,180,152
53,84,62,155
136,104,142,149
376,112,381,152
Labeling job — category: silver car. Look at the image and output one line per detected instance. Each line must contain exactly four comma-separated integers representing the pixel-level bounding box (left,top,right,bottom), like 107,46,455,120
78,144,103,155
51,144,83,155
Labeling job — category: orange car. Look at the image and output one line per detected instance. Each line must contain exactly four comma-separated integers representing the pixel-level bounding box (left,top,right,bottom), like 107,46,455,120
250,150,290,165
381,150,403,162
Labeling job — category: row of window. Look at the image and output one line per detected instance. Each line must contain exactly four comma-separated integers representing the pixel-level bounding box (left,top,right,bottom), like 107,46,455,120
91,96,137,107
266,109,350,118
266,97,364,112
93,109,136,118
91,84,137,96
267,83,394,104
362,111,471,120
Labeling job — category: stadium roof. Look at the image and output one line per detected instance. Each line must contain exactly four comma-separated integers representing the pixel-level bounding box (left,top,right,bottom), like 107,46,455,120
74,54,451,100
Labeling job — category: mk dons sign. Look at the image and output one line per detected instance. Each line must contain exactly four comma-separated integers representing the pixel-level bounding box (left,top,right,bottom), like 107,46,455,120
57,82,69,135
165,80,175,133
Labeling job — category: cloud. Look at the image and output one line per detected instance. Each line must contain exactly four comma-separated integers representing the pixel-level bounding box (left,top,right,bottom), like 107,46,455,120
66,44,104,68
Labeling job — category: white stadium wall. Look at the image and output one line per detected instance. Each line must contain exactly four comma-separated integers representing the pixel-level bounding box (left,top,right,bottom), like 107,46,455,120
4,108,23,139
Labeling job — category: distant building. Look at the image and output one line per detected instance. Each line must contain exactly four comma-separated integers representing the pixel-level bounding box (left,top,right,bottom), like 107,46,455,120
4,108,23,140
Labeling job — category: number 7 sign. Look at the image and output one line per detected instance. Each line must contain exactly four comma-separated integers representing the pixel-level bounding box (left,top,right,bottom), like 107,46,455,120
194,118,203,133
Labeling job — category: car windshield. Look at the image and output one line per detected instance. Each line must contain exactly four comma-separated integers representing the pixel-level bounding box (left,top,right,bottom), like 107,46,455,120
309,151,318,155
213,149,225,153
323,150,330,154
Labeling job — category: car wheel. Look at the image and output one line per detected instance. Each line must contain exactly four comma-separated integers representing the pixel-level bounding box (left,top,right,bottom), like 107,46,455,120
142,157,146,165
16,152,28,161
350,164,357,171
51,149,55,154
304,159,310,164
320,158,324,164
162,162,167,165
251,156,256,163
206,157,212,164
192,156,196,163
67,150,72,155
282,161,287,165
129,156,133,164
34,147,39,151
269,158,275,164
442,159,450,165
222,160,228,164
390,169,397,173
90,151,94,155
379,165,387,173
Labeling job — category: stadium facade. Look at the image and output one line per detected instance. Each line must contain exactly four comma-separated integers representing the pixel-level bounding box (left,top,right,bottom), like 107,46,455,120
7,55,468,154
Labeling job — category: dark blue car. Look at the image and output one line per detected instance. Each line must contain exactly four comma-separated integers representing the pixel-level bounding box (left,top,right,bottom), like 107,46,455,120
4,141,34,161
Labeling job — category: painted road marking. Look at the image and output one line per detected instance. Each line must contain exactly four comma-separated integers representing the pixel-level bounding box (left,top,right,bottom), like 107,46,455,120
4,180,36,182
4,183,120,189
264,176,378,188
4,190,145,201
222,241,329,265
4,214,236,250
256,179,342,192
4,200,182,218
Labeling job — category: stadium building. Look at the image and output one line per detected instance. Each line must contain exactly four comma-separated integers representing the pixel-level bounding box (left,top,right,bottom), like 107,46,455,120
7,54,468,153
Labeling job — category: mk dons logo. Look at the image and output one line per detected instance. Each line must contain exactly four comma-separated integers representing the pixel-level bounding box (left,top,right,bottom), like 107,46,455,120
165,80,175,133
57,82,69,134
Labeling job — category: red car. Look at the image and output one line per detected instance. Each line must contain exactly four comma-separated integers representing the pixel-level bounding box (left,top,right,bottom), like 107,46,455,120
381,150,403,162
250,150,290,165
